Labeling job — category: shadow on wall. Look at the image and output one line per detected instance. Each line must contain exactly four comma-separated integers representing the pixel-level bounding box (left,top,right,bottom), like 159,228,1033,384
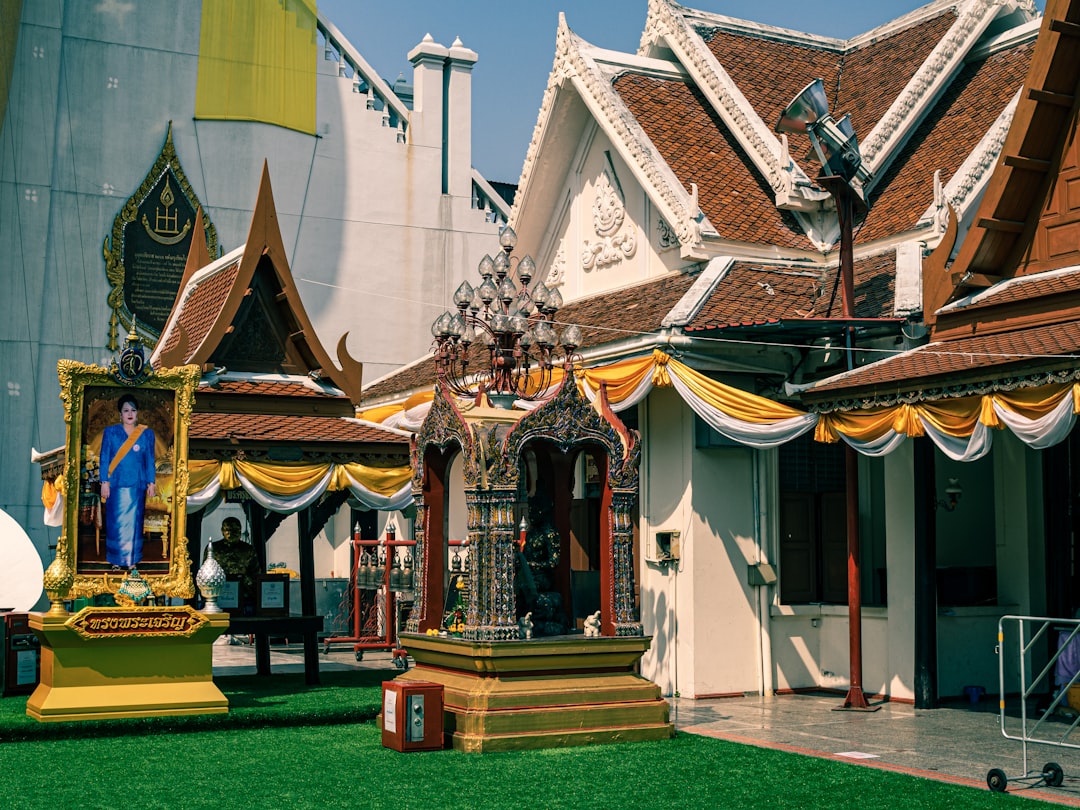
644,566,673,696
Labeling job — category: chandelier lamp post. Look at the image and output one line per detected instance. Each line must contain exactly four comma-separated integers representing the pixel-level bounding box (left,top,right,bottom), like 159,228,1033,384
431,226,582,408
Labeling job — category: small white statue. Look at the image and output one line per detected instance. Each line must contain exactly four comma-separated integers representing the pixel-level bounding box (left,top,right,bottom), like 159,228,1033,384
518,611,533,640
584,610,601,638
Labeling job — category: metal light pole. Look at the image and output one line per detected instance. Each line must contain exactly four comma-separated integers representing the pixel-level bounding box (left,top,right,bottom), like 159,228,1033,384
821,171,876,714
778,80,878,712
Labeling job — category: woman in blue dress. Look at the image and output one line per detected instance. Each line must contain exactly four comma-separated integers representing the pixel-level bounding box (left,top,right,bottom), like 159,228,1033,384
98,394,156,569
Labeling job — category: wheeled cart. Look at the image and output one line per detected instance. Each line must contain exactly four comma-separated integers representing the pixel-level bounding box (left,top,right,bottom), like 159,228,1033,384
987,615,1080,793
322,525,415,668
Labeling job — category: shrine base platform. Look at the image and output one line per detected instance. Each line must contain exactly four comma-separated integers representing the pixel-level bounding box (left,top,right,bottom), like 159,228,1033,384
394,634,674,752
27,608,230,722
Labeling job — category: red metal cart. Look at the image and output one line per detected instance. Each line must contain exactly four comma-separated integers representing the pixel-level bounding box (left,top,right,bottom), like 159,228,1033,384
322,524,416,667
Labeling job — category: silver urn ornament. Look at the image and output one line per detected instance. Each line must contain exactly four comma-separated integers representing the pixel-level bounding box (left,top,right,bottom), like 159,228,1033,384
197,540,227,613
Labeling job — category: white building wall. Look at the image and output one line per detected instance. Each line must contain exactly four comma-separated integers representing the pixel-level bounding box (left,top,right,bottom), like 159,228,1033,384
639,387,765,699
934,432,1046,699
769,449,910,699
639,387,691,695
883,442,916,702
688,442,764,697
535,131,698,306
1,3,502,579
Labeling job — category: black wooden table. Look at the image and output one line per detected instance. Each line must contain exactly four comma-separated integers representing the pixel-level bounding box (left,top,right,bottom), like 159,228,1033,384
226,615,324,684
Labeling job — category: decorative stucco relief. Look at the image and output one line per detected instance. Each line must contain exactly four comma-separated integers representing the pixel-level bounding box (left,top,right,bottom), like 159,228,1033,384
657,217,678,251
547,243,566,287
582,173,637,271
859,0,1000,171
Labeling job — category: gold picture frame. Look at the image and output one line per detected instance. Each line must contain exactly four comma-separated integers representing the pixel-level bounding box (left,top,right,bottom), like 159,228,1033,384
55,359,200,600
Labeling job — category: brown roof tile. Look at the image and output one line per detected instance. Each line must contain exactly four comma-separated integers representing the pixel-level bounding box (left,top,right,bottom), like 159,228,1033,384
860,41,1033,242
190,412,407,445
557,270,699,346
832,13,958,143
200,379,345,399
363,357,439,402
613,74,807,248
941,267,1080,315
686,254,895,329
696,12,955,179
804,320,1080,401
158,261,240,360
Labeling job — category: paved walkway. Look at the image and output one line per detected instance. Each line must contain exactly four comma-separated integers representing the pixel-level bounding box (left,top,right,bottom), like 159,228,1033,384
213,642,1080,805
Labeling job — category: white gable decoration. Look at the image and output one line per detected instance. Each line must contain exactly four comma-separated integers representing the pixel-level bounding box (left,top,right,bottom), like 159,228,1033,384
582,172,638,271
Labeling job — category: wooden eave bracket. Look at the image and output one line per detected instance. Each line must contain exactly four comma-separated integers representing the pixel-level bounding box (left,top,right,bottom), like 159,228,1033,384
977,216,1026,233
1049,18,1080,38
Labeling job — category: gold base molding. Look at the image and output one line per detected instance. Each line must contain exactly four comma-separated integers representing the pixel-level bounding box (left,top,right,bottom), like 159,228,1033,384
394,634,674,752
27,608,229,722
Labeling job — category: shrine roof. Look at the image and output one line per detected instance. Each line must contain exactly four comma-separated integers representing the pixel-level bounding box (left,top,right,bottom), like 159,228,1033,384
156,249,243,362
198,375,347,399
938,265,1080,317
150,164,364,404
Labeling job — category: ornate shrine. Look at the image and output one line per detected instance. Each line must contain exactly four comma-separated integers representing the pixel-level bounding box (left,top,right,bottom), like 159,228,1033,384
392,233,673,750
406,375,642,640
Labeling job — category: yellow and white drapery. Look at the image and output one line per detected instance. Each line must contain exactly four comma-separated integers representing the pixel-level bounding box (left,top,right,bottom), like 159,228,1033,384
815,383,1079,461
41,477,65,527
579,353,817,449
40,458,413,525
358,349,1080,461
195,0,318,135
185,459,414,513
41,356,1080,521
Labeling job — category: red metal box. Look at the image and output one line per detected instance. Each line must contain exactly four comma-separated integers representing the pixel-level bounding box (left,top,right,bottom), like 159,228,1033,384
381,680,444,752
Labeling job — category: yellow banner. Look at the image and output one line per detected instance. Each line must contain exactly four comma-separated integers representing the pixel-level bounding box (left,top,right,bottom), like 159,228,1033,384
196,0,318,135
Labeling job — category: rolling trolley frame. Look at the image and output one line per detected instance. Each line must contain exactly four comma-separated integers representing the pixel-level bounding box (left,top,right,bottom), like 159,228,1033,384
987,615,1080,793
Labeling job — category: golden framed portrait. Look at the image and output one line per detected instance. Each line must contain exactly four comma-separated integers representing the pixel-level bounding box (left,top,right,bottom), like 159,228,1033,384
55,360,199,600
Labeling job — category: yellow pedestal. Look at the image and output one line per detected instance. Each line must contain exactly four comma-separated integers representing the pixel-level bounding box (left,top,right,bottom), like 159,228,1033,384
27,607,230,722
396,634,674,752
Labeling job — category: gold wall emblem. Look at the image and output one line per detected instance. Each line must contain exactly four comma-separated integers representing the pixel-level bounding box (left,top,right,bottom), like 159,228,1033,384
141,178,193,246
102,122,219,349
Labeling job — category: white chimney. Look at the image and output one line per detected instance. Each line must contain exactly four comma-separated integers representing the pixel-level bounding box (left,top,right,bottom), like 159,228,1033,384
407,34,449,151
445,36,478,197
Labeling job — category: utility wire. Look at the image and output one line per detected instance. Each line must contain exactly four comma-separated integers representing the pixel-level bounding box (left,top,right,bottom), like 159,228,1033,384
295,277,1080,364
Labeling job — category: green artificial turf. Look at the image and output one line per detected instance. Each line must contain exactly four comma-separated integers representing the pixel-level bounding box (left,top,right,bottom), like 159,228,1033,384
0,671,1028,810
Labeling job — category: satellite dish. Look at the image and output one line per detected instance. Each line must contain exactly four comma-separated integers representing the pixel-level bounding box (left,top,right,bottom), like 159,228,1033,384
0,507,45,612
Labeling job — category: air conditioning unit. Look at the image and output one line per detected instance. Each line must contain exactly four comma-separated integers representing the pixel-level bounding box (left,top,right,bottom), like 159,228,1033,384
654,530,681,563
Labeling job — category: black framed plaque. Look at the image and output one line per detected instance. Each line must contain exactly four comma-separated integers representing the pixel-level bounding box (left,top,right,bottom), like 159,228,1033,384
102,122,219,349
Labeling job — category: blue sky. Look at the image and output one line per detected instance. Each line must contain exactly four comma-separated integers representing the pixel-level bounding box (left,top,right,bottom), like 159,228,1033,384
318,1,1045,183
